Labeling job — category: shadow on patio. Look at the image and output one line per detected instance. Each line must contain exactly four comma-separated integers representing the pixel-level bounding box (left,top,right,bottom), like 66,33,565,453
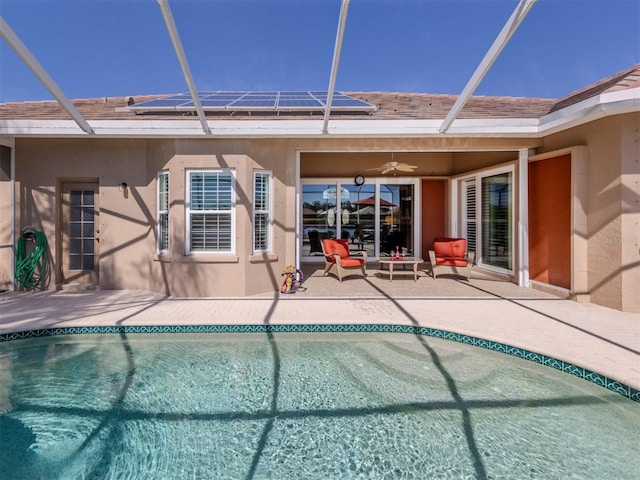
285,262,563,301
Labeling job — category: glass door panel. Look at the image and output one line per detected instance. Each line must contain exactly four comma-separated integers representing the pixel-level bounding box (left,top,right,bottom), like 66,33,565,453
481,172,512,269
302,184,338,256
342,183,376,258
379,184,414,257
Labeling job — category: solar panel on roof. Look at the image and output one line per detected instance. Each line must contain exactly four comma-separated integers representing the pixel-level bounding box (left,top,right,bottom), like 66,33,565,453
200,99,232,107
231,100,277,108
278,99,323,107
127,91,376,113
331,99,371,107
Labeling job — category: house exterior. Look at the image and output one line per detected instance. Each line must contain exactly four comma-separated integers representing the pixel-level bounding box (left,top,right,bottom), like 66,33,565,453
1,64,638,313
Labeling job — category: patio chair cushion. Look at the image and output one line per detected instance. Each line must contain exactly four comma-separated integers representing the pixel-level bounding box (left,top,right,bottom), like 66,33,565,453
322,238,366,267
433,237,469,266
323,238,351,260
435,257,469,267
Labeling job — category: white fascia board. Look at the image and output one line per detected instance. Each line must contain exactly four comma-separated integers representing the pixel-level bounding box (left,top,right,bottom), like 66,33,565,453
0,119,325,138
0,118,540,138
324,118,540,137
539,87,640,135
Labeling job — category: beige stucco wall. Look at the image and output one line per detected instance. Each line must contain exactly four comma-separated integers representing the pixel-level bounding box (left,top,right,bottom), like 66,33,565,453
7,135,538,298
539,112,640,313
10,137,301,297
4,122,638,311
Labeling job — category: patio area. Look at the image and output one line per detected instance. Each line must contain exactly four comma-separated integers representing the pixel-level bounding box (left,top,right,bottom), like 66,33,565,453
289,262,555,299
1,264,639,399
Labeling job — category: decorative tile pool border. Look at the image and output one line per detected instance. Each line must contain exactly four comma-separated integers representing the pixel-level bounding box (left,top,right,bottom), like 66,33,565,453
1,323,638,404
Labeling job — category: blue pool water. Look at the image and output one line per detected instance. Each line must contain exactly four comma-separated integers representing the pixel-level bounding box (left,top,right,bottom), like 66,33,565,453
0,332,638,479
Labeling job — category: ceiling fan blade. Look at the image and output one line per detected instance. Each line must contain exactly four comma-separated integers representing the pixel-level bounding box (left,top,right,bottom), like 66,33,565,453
396,164,418,172
366,166,383,172
381,167,394,175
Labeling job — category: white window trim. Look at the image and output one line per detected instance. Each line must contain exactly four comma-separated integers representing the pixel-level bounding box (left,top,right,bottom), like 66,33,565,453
157,170,169,254
253,170,273,253
185,168,236,255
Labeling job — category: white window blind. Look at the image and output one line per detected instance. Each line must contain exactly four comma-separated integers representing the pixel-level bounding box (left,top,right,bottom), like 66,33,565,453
157,171,169,253
187,170,234,253
464,179,477,254
253,171,272,252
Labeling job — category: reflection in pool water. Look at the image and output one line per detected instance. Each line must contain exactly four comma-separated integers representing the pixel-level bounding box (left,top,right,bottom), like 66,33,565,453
1,332,638,479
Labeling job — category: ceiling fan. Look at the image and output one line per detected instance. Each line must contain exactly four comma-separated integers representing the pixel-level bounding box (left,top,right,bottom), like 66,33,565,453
367,161,418,175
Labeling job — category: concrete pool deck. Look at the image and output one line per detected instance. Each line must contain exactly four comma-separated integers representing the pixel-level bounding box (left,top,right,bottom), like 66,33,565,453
1,265,639,393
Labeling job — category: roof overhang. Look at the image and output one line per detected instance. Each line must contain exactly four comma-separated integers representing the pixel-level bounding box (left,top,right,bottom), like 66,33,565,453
537,87,640,135
2,87,637,139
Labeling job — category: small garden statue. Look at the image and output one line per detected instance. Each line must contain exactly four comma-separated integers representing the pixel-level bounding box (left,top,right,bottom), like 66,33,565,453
280,265,303,294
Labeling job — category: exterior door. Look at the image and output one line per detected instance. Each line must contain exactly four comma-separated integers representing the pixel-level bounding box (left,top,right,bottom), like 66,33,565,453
61,182,99,285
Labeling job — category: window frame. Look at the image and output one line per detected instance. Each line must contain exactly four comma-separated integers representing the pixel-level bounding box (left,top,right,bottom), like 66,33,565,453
253,170,273,253
157,170,169,254
185,168,236,255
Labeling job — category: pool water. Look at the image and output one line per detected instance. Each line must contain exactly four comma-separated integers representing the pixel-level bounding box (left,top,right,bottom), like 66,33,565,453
0,332,638,479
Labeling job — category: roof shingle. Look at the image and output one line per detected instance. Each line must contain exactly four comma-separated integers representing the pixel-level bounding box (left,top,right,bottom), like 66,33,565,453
1,64,637,122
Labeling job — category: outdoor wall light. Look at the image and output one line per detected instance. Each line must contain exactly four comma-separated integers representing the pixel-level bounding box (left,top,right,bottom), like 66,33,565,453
119,182,128,191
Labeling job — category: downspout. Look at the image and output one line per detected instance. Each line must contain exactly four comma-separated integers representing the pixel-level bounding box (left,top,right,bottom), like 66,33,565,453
323,0,350,134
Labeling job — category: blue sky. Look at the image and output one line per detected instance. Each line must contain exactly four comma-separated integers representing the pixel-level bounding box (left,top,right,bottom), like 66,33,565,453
1,0,638,103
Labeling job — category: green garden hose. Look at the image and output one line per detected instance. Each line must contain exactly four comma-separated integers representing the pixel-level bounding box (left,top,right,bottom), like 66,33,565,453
15,227,48,289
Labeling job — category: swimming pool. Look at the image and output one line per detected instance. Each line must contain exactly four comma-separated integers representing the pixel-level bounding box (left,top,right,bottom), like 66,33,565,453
1,331,638,479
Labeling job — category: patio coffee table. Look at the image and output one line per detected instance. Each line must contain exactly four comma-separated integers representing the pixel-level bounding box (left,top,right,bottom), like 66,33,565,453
378,257,423,281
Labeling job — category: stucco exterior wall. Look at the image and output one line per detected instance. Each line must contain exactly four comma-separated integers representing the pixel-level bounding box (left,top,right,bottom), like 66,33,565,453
5,123,638,311
539,113,640,313
10,137,300,297
14,138,154,292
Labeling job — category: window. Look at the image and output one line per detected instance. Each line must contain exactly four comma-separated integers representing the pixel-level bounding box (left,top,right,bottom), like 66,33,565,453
186,170,235,253
157,171,169,253
253,171,272,252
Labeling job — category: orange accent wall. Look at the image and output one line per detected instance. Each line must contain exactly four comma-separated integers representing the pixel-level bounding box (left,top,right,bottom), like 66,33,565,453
421,179,447,260
528,155,571,289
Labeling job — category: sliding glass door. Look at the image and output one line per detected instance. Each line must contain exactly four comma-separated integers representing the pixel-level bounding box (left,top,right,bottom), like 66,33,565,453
301,178,418,261
460,166,513,273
